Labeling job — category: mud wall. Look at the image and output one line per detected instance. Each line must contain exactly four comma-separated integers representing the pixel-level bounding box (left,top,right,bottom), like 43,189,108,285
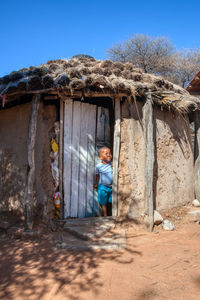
35,102,57,220
118,101,145,218
118,100,194,219
154,107,194,211
0,103,30,215
0,101,57,219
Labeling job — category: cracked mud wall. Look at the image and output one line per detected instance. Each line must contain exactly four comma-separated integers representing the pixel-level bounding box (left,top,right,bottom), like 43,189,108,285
0,103,30,215
0,101,57,219
118,100,145,218
118,100,194,219
154,107,194,211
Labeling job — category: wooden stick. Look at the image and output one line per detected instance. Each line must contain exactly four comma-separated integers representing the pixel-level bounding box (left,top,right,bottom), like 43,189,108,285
25,94,40,230
59,98,64,219
143,92,154,231
112,96,121,217
5,88,128,100
194,111,200,200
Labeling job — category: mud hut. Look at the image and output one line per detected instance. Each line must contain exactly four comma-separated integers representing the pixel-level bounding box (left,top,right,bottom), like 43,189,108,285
1,57,200,230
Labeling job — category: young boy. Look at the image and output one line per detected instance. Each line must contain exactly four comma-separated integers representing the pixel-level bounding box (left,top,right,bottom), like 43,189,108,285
94,147,112,216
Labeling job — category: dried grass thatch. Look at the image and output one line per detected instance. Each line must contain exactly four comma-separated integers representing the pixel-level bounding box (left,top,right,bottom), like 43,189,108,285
0,57,200,113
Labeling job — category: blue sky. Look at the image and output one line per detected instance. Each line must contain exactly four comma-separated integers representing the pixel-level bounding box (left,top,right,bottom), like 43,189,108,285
0,0,200,77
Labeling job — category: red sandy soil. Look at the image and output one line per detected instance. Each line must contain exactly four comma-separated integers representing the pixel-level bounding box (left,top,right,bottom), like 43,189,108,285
0,211,200,300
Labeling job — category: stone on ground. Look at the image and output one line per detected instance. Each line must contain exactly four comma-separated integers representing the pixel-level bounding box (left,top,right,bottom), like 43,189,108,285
55,230,126,251
162,219,175,231
55,217,126,250
192,199,200,207
63,217,115,240
154,210,163,225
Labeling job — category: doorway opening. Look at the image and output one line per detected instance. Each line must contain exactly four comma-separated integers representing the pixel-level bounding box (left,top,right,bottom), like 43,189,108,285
62,97,114,218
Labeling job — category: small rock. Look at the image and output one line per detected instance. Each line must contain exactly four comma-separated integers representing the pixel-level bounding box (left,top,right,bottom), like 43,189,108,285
154,210,163,225
192,199,200,207
162,219,175,231
188,210,200,222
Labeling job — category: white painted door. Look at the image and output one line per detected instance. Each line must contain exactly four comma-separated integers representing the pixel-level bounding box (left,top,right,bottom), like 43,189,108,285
63,100,110,218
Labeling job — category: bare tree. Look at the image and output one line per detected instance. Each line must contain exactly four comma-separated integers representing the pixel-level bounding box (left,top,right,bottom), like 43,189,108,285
107,34,175,73
107,34,200,87
107,43,129,63
167,49,200,87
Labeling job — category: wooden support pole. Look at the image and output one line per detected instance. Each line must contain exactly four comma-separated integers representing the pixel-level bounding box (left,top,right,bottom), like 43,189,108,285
194,111,200,200
143,92,154,231
112,96,121,217
59,98,64,219
25,94,40,230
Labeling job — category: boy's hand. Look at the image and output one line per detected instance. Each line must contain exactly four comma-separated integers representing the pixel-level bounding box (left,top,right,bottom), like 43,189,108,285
93,184,98,190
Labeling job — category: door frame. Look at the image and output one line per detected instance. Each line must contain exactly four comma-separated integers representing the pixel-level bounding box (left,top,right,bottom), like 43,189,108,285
59,96,121,219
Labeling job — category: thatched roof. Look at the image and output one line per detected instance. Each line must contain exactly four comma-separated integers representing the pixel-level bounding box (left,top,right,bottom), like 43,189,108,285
1,57,200,113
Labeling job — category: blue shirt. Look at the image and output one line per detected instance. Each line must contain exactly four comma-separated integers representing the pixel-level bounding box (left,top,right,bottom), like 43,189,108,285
96,162,112,188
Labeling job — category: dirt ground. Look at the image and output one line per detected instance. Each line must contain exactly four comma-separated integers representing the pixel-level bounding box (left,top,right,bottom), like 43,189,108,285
0,207,200,300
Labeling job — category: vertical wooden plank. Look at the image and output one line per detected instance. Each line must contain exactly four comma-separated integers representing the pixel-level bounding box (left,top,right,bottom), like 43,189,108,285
94,106,101,216
59,98,64,219
142,92,154,231
63,99,73,218
96,107,105,142
70,101,81,217
86,105,97,217
112,96,121,217
104,108,111,143
78,103,90,217
25,94,40,230
194,111,200,200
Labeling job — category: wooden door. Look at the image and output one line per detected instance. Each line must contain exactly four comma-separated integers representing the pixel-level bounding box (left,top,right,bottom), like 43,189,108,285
63,99,110,218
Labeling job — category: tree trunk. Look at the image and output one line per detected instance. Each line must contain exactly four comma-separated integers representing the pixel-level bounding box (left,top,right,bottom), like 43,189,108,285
25,94,40,230
143,92,154,231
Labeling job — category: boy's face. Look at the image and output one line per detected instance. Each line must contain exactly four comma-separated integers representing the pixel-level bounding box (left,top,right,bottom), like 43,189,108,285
99,148,112,164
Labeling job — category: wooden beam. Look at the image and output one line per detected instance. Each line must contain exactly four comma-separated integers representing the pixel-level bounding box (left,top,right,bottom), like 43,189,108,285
25,94,40,230
194,111,200,200
43,95,59,100
6,88,129,101
59,98,64,219
112,96,121,217
60,92,127,99
143,92,154,231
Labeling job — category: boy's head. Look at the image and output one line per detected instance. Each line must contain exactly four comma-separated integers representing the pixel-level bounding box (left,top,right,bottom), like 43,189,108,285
98,147,112,164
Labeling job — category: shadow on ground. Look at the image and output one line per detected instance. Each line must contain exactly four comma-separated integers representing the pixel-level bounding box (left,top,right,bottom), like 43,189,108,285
0,227,142,300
